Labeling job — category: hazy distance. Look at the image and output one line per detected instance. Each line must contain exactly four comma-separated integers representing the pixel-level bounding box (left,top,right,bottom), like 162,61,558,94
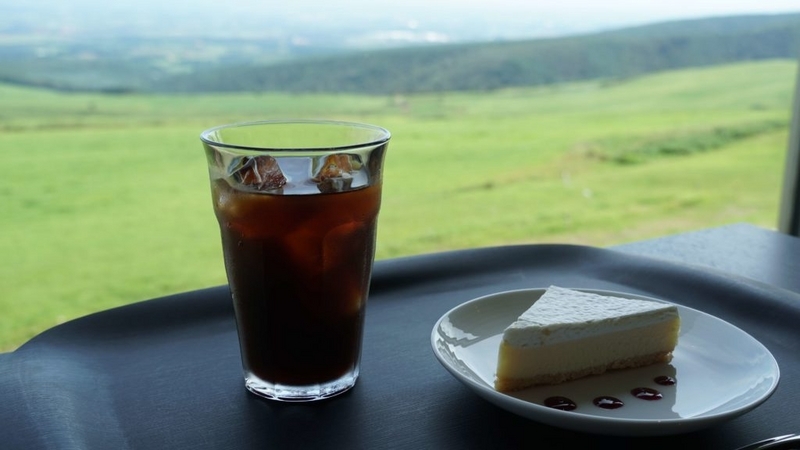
6,0,800,48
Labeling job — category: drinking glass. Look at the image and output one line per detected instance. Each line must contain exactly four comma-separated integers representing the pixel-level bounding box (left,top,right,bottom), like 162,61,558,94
201,120,390,401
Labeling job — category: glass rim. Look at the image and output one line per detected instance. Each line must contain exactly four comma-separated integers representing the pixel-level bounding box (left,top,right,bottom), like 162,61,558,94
200,119,391,152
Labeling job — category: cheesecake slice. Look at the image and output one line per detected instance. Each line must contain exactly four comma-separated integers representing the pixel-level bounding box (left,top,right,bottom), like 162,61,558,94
495,286,680,392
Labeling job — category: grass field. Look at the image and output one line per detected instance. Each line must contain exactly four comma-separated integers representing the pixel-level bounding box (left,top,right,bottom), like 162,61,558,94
0,59,796,351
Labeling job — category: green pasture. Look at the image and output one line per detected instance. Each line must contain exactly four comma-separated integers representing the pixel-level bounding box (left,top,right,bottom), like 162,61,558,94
0,59,796,351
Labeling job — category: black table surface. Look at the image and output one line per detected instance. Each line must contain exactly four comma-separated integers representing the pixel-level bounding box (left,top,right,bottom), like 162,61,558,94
2,223,799,449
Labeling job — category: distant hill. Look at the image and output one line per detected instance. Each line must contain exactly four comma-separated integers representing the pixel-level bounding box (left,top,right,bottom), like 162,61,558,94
1,13,798,94
152,13,800,94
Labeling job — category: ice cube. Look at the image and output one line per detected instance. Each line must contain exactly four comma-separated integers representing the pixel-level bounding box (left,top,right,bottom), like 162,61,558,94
322,220,371,317
235,155,287,191
313,154,354,193
279,219,370,319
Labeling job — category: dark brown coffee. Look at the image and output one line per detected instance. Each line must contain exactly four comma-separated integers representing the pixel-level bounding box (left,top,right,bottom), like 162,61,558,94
212,178,381,386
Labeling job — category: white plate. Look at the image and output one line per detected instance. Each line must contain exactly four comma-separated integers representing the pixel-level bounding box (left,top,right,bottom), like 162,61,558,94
430,288,780,436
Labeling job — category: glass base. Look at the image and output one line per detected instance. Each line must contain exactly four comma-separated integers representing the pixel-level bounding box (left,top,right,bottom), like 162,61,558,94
244,369,359,402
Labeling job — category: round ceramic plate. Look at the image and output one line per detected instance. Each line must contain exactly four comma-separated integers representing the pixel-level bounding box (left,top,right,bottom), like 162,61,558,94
430,288,780,436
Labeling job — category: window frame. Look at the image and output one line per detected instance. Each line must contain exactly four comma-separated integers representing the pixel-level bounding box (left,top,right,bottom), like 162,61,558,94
779,61,800,237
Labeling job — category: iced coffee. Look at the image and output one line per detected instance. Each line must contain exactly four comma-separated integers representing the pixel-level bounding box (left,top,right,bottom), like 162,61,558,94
201,120,389,401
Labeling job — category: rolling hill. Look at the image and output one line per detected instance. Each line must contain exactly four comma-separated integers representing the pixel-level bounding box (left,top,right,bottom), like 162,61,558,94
151,13,800,94
1,13,798,94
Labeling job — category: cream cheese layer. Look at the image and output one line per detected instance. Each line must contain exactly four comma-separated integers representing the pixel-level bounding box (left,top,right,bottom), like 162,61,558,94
502,286,679,347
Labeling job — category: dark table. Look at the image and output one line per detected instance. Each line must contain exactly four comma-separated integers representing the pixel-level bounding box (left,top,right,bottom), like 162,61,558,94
2,223,799,449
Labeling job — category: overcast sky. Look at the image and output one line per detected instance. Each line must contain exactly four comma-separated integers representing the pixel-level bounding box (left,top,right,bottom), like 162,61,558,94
82,0,800,21
9,0,800,42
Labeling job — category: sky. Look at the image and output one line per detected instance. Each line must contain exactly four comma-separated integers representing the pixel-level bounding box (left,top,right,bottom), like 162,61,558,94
8,0,800,43
500,0,800,30
91,0,800,24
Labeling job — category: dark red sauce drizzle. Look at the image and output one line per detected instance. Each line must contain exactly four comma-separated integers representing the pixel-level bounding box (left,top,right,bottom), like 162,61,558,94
654,375,676,386
544,396,577,411
631,387,663,401
542,375,675,411
593,396,624,409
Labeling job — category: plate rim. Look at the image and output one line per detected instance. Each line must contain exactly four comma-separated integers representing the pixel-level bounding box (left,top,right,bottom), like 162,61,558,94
430,287,781,435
